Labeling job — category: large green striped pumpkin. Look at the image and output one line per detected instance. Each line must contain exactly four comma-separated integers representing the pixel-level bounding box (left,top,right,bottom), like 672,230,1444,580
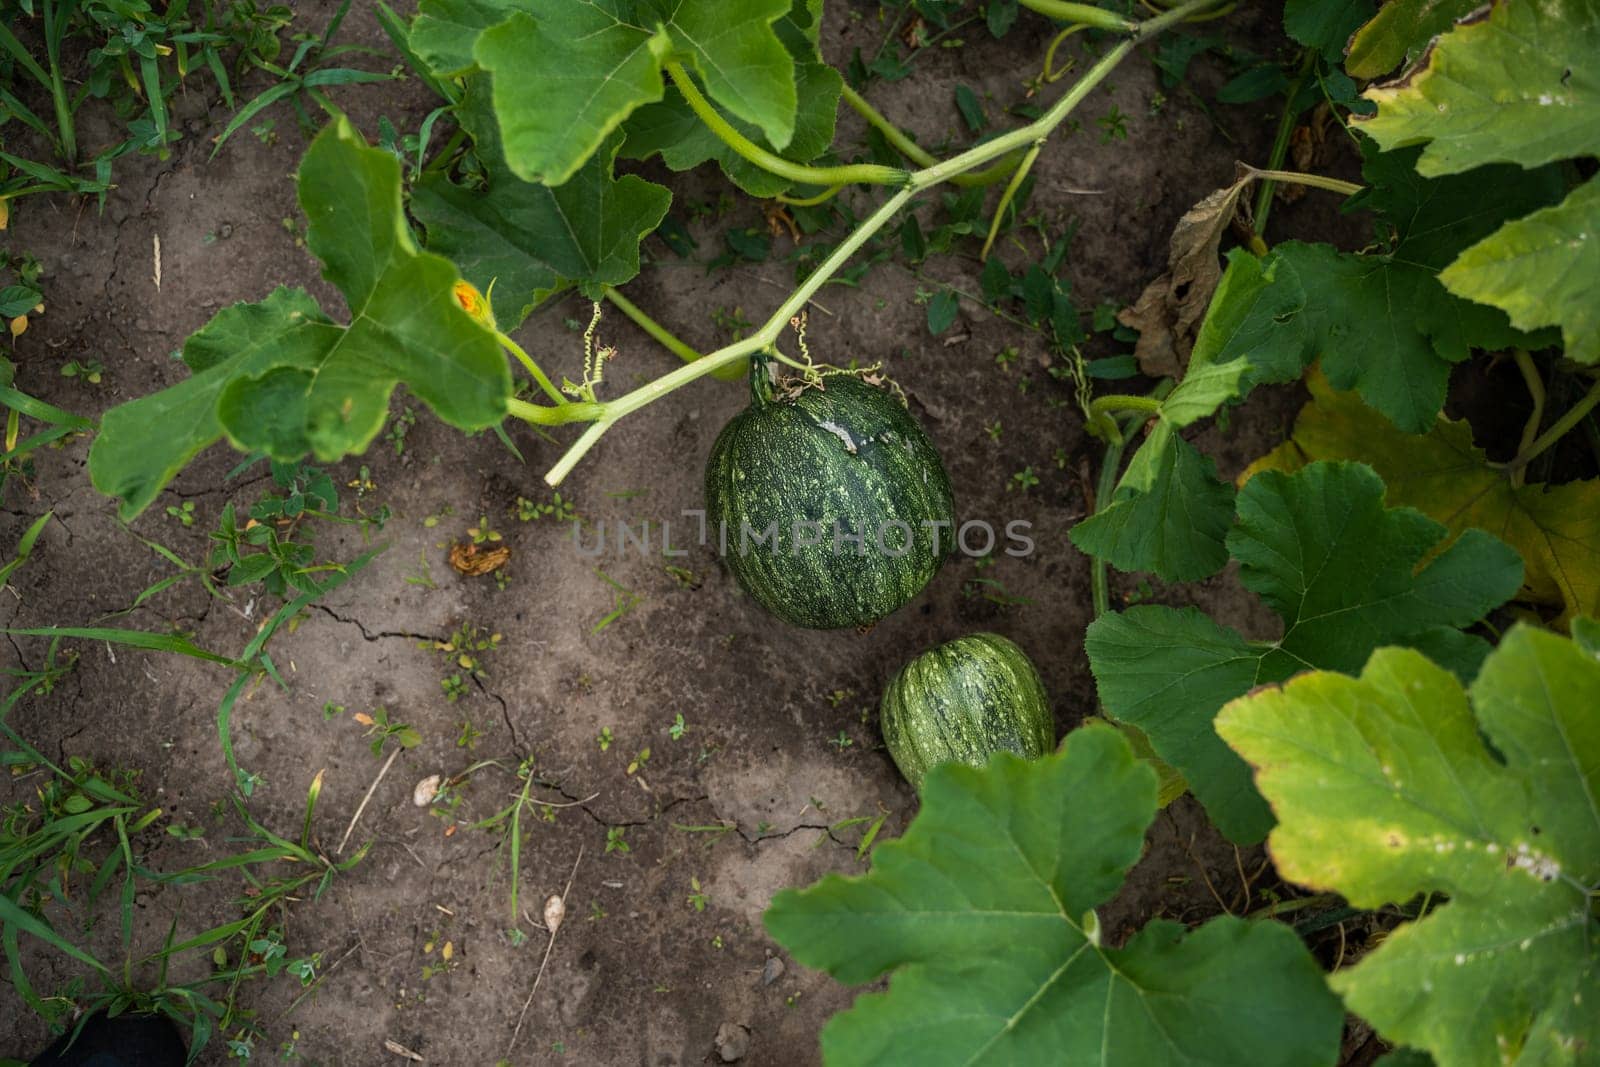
705,364,955,629
880,633,1054,791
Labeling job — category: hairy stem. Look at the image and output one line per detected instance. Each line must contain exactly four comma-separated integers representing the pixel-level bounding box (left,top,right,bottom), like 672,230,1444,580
979,142,1042,260
534,0,1229,486
839,85,1022,188
1018,0,1138,31
1510,349,1544,489
602,286,745,383
1250,50,1312,242
506,396,605,426
667,62,908,188
1500,377,1600,475
496,329,568,406
1090,431,1128,619
1245,167,1362,198
1089,393,1162,420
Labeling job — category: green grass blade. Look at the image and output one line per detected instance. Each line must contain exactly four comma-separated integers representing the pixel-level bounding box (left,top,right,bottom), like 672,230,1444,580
210,81,297,159
0,383,94,427
0,512,52,587
0,892,112,975
3,627,241,667
0,21,53,89
139,53,169,153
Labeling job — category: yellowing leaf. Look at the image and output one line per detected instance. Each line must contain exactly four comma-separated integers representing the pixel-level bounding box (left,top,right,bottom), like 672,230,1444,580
1440,177,1600,363
1344,0,1480,78
1217,626,1600,1067
1245,371,1600,624
1359,0,1600,177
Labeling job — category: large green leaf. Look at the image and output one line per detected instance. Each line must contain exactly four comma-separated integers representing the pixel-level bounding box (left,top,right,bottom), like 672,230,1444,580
1284,0,1373,61
1086,460,1522,843
409,0,535,76
1354,0,1600,363
1360,0,1600,176
1344,0,1480,78
413,82,671,325
1218,626,1600,1066
1248,370,1600,624
1070,251,1308,581
1280,147,1563,431
1440,177,1600,364
475,0,797,186
764,725,1344,1066
1079,145,1560,581
620,57,841,198
89,118,509,520
620,0,840,196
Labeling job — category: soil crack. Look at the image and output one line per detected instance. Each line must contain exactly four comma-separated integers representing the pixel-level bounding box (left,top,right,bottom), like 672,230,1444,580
311,604,442,644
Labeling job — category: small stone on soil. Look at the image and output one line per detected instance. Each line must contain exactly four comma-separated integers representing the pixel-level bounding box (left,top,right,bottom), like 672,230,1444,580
761,956,785,986
715,1022,750,1062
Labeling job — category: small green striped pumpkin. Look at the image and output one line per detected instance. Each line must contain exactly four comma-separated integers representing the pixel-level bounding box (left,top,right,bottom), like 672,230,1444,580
705,362,955,629
880,633,1054,791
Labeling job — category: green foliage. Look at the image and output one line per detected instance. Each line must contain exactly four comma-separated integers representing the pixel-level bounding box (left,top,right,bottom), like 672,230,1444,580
619,0,845,197
88,117,510,520
1219,624,1600,1066
0,750,362,1058
469,0,798,186
412,82,671,325
765,725,1344,1066
1251,371,1600,625
1343,0,1479,77
1359,0,1600,363
1264,146,1561,431
1086,461,1522,843
0,1,274,205
1070,250,1308,581
1283,0,1372,62
1440,178,1600,364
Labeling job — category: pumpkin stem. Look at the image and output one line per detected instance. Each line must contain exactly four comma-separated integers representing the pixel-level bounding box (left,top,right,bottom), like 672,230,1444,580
748,352,776,407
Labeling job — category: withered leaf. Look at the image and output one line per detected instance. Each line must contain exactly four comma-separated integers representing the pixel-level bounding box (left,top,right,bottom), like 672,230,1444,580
1119,164,1253,379
448,542,511,576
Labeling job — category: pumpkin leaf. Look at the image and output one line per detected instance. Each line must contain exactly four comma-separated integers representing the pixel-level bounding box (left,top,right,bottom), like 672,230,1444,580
1075,144,1559,582
88,118,509,520
1245,370,1600,624
1272,146,1563,432
1217,625,1600,1066
764,724,1344,1067
1355,0,1600,363
1284,0,1372,62
408,0,535,76
1085,460,1522,843
1071,250,1308,582
413,81,671,326
475,0,797,186
1344,0,1480,78
1358,0,1600,177
618,0,841,198
1439,175,1600,364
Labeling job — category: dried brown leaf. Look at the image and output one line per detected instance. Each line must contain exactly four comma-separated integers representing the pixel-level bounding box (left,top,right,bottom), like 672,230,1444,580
448,542,511,576
1118,164,1254,378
